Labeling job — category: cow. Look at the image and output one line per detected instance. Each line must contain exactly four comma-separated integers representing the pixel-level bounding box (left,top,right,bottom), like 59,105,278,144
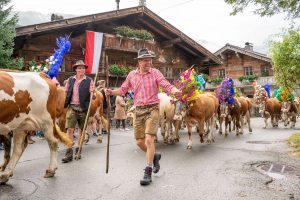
158,93,178,144
254,85,281,128
281,101,298,128
0,71,72,184
236,97,252,134
185,93,219,149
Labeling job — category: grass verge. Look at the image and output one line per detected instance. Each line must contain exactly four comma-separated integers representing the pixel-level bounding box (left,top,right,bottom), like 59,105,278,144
288,132,300,153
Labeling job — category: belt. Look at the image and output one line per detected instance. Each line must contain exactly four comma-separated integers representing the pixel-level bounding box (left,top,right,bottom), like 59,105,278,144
136,103,158,110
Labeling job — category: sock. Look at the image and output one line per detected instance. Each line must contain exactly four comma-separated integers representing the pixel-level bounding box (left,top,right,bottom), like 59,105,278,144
147,163,153,168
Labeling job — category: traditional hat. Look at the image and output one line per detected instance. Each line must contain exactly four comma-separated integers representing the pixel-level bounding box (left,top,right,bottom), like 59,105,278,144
72,60,88,70
135,48,156,59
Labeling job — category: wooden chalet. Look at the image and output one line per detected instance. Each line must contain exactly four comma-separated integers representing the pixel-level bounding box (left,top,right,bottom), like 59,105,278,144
206,43,274,97
14,6,221,87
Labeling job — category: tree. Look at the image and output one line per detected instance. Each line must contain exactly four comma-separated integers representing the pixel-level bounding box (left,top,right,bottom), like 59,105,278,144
270,28,300,89
224,0,300,19
51,13,64,21
0,0,18,68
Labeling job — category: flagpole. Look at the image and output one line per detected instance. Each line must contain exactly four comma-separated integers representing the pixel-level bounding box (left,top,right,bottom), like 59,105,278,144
105,54,111,174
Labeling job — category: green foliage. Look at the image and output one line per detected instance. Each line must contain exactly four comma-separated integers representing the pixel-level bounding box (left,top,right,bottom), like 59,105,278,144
108,64,127,76
210,77,223,85
224,0,300,19
9,57,24,70
288,132,300,151
0,0,18,68
261,71,270,77
270,28,300,89
112,26,153,41
238,75,257,83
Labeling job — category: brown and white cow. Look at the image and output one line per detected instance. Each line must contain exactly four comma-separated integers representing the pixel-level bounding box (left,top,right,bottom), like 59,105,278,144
158,93,179,144
254,85,281,128
0,71,72,183
281,101,298,128
185,93,219,149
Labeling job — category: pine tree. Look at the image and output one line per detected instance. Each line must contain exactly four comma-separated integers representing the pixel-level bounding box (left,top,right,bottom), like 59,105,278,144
0,0,18,68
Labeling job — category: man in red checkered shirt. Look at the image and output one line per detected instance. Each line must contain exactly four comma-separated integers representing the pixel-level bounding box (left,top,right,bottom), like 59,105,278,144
107,48,181,186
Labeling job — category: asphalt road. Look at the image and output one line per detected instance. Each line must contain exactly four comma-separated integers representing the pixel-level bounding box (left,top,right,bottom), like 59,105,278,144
0,117,300,200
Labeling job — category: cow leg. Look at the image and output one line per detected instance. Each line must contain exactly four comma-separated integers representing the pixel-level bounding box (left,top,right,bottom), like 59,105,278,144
263,113,268,129
239,115,244,135
0,131,27,183
224,117,229,137
186,120,193,149
206,117,215,144
0,135,12,172
174,120,181,142
219,118,223,135
198,118,205,143
246,111,252,133
159,116,167,143
235,116,241,136
43,127,59,178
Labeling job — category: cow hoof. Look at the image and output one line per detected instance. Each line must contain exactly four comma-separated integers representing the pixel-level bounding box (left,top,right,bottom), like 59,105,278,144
0,173,9,184
200,138,204,143
97,139,102,144
206,140,212,144
219,131,222,135
249,128,252,133
44,169,55,178
263,127,266,129
186,145,192,149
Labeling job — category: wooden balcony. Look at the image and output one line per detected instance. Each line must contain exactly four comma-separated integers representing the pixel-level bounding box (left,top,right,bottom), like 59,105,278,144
205,76,275,89
103,34,156,52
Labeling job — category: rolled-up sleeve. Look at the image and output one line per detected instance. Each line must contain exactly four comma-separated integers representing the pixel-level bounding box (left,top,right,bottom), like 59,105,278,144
64,79,69,92
155,69,174,94
119,73,133,96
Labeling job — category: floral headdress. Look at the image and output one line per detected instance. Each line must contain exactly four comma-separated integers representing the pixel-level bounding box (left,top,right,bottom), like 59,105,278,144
275,86,295,102
172,68,202,103
46,35,71,78
216,77,235,105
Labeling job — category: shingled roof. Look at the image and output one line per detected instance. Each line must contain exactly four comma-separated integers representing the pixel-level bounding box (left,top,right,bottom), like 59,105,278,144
215,43,271,63
15,6,221,65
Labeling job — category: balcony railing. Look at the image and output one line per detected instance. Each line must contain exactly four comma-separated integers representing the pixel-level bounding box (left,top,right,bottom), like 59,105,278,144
103,34,156,52
205,76,275,89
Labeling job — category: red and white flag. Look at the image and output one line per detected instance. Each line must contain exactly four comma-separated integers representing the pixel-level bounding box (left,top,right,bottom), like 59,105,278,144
84,31,103,74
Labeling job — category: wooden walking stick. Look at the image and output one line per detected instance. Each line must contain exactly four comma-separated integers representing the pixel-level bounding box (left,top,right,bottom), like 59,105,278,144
105,55,111,173
75,67,99,160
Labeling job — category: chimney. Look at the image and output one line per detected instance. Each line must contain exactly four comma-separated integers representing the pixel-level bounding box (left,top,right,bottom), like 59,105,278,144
244,42,253,51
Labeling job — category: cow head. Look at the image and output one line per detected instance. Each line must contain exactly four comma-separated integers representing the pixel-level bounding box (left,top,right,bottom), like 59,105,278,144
173,101,186,121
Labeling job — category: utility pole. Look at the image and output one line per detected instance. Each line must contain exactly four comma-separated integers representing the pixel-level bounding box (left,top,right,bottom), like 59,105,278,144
139,0,146,7
116,0,120,10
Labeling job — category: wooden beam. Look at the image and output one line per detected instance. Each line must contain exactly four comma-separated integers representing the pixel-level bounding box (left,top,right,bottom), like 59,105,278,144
138,18,171,40
161,37,181,48
177,44,198,57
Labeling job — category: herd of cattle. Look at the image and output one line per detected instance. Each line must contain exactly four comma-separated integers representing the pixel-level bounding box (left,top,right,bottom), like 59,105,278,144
0,71,299,184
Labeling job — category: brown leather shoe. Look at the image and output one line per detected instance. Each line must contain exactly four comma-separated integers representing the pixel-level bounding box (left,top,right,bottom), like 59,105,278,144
61,148,73,163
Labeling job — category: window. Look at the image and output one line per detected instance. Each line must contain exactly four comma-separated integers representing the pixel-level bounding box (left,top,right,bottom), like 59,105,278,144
218,69,226,78
166,67,173,78
261,66,270,76
244,67,253,76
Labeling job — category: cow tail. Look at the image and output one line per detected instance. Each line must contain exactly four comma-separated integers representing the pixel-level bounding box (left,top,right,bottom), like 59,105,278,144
54,124,72,146
100,116,108,130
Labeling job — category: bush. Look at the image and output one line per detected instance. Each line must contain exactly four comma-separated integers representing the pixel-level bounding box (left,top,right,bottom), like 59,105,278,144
108,64,127,76
288,132,300,152
210,77,223,85
238,75,257,82
112,26,153,41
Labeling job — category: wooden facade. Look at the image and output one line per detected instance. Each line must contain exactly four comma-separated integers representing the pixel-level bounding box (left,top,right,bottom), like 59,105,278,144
14,6,221,87
207,43,274,97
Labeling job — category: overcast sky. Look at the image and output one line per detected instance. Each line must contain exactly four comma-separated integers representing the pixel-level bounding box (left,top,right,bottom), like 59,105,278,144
10,0,299,54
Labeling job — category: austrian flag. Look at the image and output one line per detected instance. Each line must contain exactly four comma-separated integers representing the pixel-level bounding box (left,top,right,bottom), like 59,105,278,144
84,31,103,74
